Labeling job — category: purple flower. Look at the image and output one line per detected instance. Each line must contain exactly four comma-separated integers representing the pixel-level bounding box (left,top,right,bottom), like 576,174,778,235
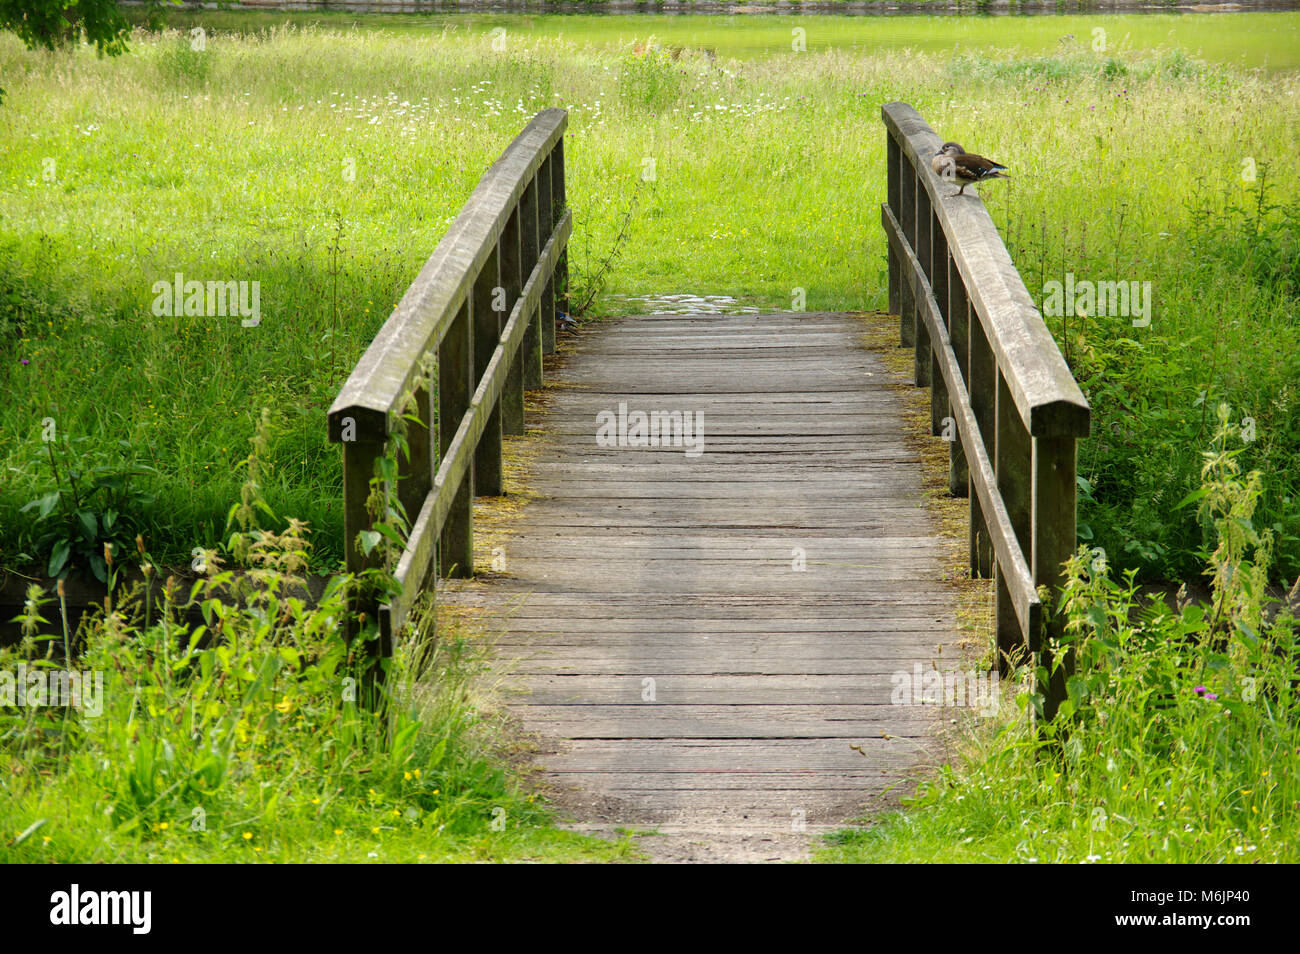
21,359,29,365
1194,686,1207,695
1206,693,1218,701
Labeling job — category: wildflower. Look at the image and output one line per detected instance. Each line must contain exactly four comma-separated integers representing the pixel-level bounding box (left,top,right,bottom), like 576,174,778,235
333,828,343,836
242,832,253,840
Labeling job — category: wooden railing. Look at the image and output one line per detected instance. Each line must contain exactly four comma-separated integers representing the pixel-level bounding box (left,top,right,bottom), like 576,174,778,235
328,108,570,655
880,102,1090,717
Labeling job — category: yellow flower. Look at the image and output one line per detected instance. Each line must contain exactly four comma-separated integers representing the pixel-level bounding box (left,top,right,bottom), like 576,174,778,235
159,822,169,830
311,797,321,805
403,772,412,781
413,769,421,779
243,832,253,840
333,828,343,836
370,826,380,834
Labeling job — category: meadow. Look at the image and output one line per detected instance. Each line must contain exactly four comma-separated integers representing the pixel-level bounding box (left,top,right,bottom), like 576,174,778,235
2,8,1298,865
0,425,637,862
2,12,1299,584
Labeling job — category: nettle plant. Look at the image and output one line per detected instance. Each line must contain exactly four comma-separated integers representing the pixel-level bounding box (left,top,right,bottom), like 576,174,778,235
1039,408,1299,770
1,406,513,844
18,435,158,583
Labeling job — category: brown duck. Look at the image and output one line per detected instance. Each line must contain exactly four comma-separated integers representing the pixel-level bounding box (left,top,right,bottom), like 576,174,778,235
931,141,1010,197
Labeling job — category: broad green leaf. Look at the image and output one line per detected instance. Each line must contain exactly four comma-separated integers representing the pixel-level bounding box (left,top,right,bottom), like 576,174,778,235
48,539,71,578
1173,487,1210,510
358,530,382,556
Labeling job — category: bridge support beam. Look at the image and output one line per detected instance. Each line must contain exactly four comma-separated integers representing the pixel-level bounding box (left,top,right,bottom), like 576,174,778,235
500,206,527,437
968,314,996,579
947,251,970,497
520,175,544,390
995,373,1033,673
1033,436,1078,720
439,299,474,577
473,247,504,496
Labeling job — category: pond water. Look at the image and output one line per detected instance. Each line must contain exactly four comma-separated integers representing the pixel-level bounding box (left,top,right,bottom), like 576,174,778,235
187,3,1300,71
231,1,1300,13
606,293,763,314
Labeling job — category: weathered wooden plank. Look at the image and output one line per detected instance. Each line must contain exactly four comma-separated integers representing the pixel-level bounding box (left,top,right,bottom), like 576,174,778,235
436,310,975,843
511,673,960,705
510,705,950,738
541,739,934,773
532,772,900,791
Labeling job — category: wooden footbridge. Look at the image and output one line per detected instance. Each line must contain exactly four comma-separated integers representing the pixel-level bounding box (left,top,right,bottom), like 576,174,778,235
327,104,1089,858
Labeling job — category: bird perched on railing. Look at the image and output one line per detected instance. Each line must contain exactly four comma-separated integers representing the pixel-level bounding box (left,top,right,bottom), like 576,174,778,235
931,142,1010,197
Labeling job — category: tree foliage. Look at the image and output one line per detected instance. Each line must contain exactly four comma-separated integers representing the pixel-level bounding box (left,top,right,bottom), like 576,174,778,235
0,0,131,56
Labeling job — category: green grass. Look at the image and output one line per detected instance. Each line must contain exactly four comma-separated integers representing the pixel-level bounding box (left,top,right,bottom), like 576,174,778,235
125,9,1300,72
0,438,637,864
1,12,1299,584
817,414,1300,863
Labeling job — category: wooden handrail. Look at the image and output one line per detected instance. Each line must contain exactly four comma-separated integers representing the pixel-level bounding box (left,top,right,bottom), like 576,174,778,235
880,102,1090,718
328,108,570,651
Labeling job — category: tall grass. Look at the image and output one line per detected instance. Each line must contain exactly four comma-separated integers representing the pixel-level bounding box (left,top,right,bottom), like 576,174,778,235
819,412,1300,863
0,420,631,862
1,17,1298,583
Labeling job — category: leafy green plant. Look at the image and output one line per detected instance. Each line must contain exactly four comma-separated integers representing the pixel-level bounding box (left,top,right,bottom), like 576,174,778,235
1,418,615,863
618,43,687,111
17,437,158,582
820,416,1300,863
157,32,213,87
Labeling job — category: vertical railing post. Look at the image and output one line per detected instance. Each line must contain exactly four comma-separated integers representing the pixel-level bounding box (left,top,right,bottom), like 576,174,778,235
947,254,970,497
472,249,504,496
537,152,556,354
439,298,474,577
968,308,996,579
994,372,1033,673
500,206,526,436
898,154,916,349
886,132,901,319
342,438,385,660
914,176,933,388
552,138,569,322
1033,435,1077,718
929,208,949,438
396,384,433,542
520,175,543,390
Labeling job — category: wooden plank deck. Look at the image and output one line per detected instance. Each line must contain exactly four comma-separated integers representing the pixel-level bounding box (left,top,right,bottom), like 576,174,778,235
439,311,969,862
